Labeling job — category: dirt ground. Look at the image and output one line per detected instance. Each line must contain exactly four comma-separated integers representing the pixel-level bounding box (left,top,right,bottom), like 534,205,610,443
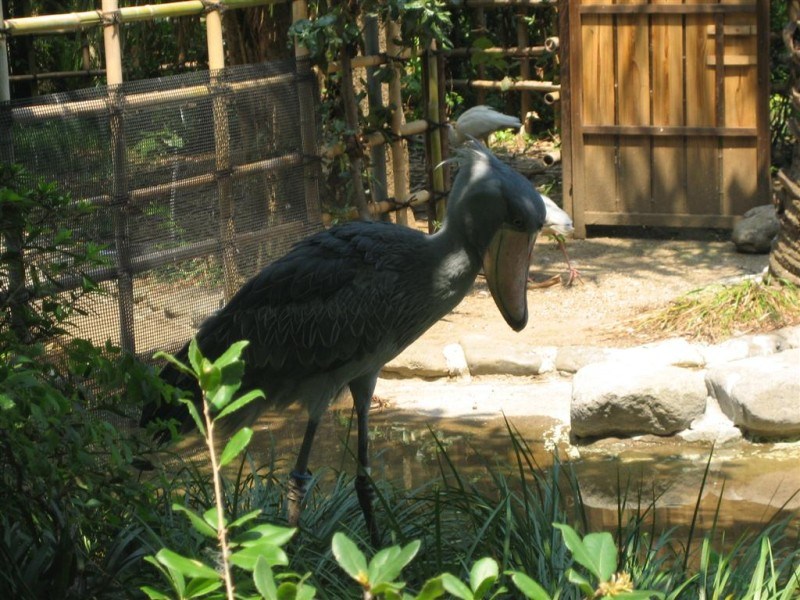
414,223,771,351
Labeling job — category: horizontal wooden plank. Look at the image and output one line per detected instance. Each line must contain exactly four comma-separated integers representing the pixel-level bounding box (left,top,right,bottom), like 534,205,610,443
707,55,757,66
579,3,755,14
705,24,756,35
584,211,740,228
582,125,758,137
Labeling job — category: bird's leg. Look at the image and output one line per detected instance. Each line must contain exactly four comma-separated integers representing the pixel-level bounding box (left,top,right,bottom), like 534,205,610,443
556,236,582,287
351,374,381,547
287,417,320,528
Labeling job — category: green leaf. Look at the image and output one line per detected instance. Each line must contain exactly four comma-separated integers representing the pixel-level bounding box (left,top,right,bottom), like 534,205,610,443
565,568,594,597
155,548,220,580
179,397,206,435
172,504,217,538
416,576,446,600
229,544,288,571
203,507,221,531
140,586,172,599
214,340,249,368
253,555,277,599
216,388,265,421
332,532,369,584
198,361,221,393
368,540,421,585
441,573,473,600
469,557,498,599
616,591,664,599
232,523,296,548
0,394,15,410
185,577,223,598
508,571,551,600
293,582,317,600
188,338,203,374
219,427,253,468
554,523,601,580
583,531,617,581
228,508,263,530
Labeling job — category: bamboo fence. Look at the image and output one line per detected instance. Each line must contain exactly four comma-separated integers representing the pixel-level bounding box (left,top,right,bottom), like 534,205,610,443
0,0,562,352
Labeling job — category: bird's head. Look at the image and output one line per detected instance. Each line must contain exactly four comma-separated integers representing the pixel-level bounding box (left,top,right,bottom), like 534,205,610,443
447,140,546,331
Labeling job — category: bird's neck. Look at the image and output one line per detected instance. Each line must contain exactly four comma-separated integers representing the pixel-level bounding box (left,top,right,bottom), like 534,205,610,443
428,220,486,299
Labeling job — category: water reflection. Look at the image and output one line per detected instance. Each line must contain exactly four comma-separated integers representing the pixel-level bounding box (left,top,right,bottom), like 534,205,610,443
176,396,800,541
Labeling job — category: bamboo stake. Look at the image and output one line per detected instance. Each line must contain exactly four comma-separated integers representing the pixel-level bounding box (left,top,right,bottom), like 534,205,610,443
3,0,283,36
442,45,548,57
292,0,323,226
475,6,486,105
516,10,532,133
206,5,239,301
0,0,10,102
425,39,446,229
449,78,560,91
386,18,411,226
364,15,388,219
103,0,136,354
322,190,431,226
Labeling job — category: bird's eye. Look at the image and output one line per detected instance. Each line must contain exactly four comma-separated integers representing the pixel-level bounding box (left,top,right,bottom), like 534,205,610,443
512,217,525,230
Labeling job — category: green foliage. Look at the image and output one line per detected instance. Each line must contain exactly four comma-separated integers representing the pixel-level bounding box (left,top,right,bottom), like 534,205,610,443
0,163,109,342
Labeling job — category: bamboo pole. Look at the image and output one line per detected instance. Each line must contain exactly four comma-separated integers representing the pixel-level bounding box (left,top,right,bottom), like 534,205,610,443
386,18,411,226
3,0,284,36
425,39,446,229
0,0,10,102
322,190,431,226
102,0,136,354
475,6,486,105
364,15,388,220
9,69,105,82
323,119,429,159
442,45,548,57
292,0,323,226
206,4,240,300
449,78,560,91
516,10,532,133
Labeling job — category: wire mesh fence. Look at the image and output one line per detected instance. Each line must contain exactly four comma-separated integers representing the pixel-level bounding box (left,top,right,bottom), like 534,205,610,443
1,58,323,362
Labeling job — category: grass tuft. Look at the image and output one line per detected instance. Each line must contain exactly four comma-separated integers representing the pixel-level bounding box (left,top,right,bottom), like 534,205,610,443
634,276,800,343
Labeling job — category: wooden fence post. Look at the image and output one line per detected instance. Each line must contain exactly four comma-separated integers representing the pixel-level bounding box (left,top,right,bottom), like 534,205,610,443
364,14,388,219
425,39,446,230
516,9,531,133
102,0,137,354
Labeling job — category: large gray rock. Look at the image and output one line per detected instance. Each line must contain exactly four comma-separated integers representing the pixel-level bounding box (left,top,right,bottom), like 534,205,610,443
731,204,780,254
571,361,707,438
706,349,800,438
555,346,614,373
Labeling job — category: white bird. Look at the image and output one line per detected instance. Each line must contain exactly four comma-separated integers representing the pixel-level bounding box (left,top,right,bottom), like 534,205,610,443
448,105,581,286
448,105,522,146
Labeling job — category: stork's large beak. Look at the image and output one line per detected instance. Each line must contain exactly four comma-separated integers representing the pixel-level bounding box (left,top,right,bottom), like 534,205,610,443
483,227,536,331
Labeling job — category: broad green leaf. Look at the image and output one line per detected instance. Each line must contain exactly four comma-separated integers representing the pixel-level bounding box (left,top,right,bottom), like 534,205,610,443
253,555,277,599
554,523,600,579
616,591,664,599
583,531,617,581
233,523,296,547
154,350,194,377
441,573,473,599
216,388,265,421
229,543,288,571
292,582,317,600
203,507,222,530
0,393,15,410
198,360,221,392
155,548,220,580
368,540,421,584
509,571,552,600
172,504,217,538
140,586,171,599
332,532,369,584
185,577,223,598
470,557,498,599
415,576,446,600
565,568,594,597
214,340,249,368
219,427,253,467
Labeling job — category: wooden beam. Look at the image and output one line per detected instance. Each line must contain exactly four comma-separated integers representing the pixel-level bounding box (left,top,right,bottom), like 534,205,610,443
582,125,758,137
580,3,756,14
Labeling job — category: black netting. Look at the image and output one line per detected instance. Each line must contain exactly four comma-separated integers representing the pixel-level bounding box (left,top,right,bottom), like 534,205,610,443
1,58,323,360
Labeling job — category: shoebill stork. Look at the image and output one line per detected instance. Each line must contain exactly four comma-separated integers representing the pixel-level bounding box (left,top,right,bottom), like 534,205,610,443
448,106,580,286
141,141,547,545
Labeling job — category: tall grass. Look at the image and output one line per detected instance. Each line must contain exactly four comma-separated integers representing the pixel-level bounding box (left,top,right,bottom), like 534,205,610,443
145,420,800,598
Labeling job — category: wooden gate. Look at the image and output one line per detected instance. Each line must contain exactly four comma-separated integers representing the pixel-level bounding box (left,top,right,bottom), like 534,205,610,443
561,0,770,237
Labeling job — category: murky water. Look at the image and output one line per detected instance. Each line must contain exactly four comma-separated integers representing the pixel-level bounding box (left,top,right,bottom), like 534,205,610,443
174,393,800,542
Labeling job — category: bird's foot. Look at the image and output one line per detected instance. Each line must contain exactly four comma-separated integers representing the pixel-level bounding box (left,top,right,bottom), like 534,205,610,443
287,470,313,527
371,395,390,411
563,266,584,287
527,274,562,289
355,472,381,547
